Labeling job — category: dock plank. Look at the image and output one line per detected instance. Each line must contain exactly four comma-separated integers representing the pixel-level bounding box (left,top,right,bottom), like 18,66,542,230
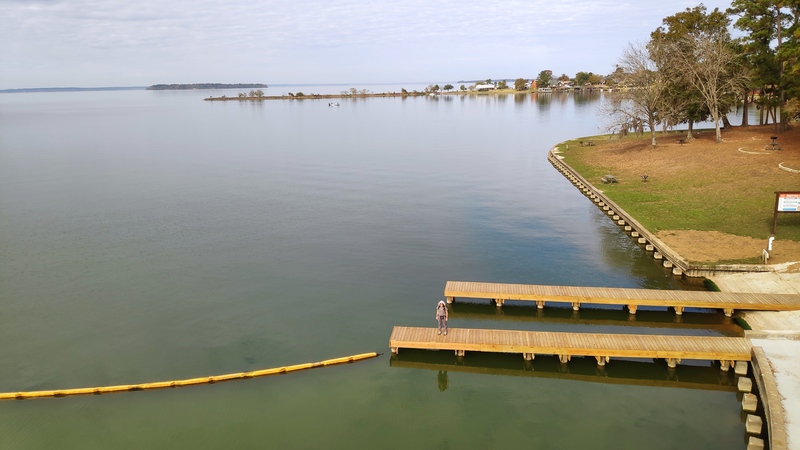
444,280,800,313
390,326,751,364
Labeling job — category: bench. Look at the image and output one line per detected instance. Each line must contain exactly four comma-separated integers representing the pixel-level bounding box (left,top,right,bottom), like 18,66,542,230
601,174,618,184
579,141,596,147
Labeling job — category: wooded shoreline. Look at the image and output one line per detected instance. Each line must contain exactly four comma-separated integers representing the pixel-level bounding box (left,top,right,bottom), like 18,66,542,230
202,88,560,101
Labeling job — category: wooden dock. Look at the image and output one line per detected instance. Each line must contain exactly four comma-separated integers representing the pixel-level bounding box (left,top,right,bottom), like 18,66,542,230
444,280,800,317
389,326,752,369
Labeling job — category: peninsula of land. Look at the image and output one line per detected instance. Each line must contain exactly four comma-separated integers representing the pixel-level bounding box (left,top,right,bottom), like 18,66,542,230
202,88,553,101
148,83,267,91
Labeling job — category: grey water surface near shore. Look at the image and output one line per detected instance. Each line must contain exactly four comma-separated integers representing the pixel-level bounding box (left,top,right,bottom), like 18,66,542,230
0,88,745,449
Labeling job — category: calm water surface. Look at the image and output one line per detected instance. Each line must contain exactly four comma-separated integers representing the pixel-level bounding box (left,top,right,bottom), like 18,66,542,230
0,87,746,449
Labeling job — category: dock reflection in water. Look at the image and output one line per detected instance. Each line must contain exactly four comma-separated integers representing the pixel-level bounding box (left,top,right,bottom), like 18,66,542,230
447,302,743,337
390,349,738,392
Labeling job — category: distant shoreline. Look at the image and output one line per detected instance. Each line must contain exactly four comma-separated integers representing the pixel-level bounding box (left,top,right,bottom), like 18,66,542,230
203,88,553,101
148,83,267,91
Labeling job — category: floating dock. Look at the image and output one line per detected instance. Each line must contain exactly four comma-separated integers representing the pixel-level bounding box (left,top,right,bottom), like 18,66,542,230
389,326,751,369
444,280,800,317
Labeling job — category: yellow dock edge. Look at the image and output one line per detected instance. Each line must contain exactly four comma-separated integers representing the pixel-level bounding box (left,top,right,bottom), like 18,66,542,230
0,352,378,401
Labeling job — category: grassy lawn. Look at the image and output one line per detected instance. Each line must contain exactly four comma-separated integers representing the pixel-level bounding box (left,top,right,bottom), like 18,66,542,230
556,126,800,264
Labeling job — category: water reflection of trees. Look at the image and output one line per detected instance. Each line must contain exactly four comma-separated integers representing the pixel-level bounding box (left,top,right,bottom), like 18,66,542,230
573,91,602,106
535,93,551,110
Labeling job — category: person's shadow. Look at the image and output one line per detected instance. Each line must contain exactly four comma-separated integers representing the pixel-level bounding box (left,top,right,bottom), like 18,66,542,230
437,370,449,392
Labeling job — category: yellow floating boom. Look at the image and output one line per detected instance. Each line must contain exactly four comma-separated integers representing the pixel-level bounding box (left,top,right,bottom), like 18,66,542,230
0,352,378,401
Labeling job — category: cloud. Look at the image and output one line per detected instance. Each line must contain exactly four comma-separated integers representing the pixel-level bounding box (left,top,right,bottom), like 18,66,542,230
0,0,736,88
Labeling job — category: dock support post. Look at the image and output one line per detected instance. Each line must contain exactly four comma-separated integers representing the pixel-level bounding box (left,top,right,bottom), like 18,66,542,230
674,306,684,316
627,304,637,314
536,300,545,309
738,377,753,393
723,308,734,317
446,296,454,304
571,302,580,311
747,437,764,450
735,361,749,376
559,354,571,364
455,350,465,357
523,353,535,361
666,358,681,368
494,298,504,308
745,414,763,435
391,347,398,355
595,356,609,367
742,393,758,413
719,360,732,371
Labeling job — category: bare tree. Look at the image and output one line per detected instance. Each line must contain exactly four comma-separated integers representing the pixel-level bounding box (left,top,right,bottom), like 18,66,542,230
670,36,749,143
604,42,664,147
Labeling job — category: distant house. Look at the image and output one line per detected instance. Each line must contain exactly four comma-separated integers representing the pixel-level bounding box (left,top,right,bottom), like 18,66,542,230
474,83,496,91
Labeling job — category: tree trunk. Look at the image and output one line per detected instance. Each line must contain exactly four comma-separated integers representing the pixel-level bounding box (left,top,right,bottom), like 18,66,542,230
722,115,732,129
741,89,749,127
712,114,723,143
777,9,786,132
687,120,694,140
649,117,657,147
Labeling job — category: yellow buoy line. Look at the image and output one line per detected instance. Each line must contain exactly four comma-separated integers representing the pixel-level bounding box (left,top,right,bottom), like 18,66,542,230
0,352,379,401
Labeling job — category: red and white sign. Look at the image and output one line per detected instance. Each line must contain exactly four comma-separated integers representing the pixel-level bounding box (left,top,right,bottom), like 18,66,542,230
777,192,800,212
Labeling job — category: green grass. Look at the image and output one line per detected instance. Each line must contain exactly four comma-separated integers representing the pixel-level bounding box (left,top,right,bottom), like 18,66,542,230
560,134,800,242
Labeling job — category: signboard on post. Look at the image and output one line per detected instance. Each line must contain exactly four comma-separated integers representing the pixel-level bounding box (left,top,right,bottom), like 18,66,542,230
772,191,800,234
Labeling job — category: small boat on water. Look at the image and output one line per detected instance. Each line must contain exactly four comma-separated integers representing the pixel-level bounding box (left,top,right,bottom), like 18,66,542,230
328,102,340,107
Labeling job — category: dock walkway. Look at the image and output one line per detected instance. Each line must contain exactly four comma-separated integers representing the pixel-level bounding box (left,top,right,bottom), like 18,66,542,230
445,280,800,317
389,326,751,369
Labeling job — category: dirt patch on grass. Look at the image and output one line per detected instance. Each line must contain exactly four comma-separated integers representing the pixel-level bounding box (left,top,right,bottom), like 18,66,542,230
588,125,800,177
656,230,800,265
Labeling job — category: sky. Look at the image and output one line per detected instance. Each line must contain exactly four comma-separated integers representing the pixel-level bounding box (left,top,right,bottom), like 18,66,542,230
1,0,737,89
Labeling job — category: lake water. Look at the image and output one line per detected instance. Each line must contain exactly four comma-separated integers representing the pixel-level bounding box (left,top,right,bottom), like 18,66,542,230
0,87,746,449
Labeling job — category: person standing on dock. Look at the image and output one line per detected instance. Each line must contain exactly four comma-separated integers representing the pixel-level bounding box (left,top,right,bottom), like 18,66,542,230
436,300,448,335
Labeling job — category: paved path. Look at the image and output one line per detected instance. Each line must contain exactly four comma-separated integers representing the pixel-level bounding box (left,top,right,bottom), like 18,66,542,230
710,272,800,450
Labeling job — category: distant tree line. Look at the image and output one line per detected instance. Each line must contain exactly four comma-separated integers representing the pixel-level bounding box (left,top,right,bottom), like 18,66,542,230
602,0,800,146
147,83,267,90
